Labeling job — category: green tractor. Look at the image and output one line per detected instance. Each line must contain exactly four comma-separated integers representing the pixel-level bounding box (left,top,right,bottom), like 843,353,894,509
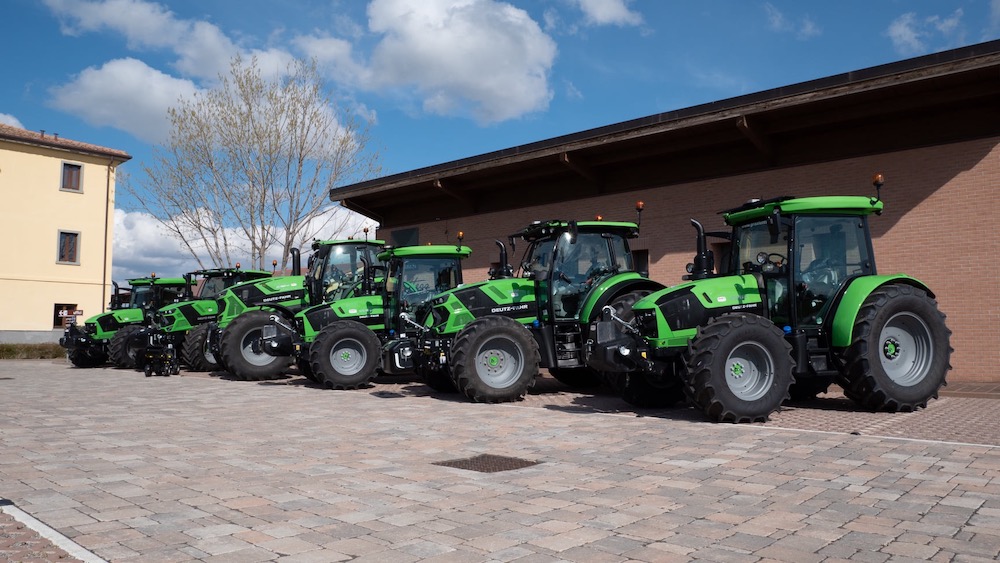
257,242,472,388
59,275,190,368
212,239,384,380
407,209,665,403
589,175,951,422
136,267,273,376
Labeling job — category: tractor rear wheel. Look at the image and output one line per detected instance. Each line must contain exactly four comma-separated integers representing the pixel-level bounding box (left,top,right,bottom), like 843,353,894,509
684,313,794,423
219,311,291,381
109,325,144,369
840,284,950,411
310,320,381,390
67,348,108,368
182,324,219,372
451,316,539,403
548,367,602,388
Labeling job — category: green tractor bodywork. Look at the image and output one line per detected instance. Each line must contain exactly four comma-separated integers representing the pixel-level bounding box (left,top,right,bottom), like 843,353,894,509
137,267,273,376
257,243,473,388
410,216,665,403
591,179,951,422
60,275,190,368
213,239,385,380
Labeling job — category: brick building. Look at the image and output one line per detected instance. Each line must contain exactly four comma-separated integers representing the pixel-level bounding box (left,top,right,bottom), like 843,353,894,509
332,40,1000,384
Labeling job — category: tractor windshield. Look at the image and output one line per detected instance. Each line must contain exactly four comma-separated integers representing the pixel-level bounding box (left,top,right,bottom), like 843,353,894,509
198,276,228,299
130,286,156,309
391,257,463,309
312,244,380,300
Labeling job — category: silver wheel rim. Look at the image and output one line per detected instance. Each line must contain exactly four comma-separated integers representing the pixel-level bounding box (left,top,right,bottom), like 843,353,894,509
879,312,933,387
329,338,366,376
474,337,523,389
725,341,775,401
240,328,273,367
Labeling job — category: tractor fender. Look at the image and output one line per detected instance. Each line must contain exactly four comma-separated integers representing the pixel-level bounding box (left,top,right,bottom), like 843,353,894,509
579,273,667,323
830,274,934,348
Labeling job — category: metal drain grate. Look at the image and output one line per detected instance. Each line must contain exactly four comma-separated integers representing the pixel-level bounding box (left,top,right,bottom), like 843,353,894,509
433,453,540,473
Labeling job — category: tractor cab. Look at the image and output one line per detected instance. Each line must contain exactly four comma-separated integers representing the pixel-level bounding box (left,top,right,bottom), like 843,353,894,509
722,197,878,332
517,220,637,322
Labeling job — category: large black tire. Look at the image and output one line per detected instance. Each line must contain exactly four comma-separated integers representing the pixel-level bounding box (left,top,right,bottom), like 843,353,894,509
684,313,794,423
788,377,832,401
310,320,381,390
219,311,292,381
297,357,319,383
450,316,540,403
616,369,688,408
67,348,108,368
839,284,951,412
182,324,220,372
415,363,458,392
109,325,144,369
548,367,602,388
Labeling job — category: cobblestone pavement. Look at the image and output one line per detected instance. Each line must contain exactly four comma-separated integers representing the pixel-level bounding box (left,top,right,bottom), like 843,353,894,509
1,359,998,562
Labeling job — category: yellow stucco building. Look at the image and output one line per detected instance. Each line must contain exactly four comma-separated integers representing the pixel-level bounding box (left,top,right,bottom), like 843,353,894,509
0,123,131,343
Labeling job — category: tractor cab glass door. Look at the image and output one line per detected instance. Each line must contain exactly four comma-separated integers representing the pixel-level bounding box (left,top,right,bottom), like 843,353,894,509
520,239,555,320
793,215,873,327
734,220,792,326
130,286,155,309
551,232,619,320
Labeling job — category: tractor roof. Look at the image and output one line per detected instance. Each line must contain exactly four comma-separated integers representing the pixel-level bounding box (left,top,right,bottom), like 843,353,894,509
312,238,385,250
378,245,472,260
723,195,884,225
515,220,640,242
127,276,189,287
190,268,271,277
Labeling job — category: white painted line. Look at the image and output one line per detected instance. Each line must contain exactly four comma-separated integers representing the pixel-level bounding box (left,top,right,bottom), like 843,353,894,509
0,500,106,563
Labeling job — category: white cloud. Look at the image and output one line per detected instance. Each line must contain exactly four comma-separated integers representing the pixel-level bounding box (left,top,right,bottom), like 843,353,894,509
887,9,965,56
112,206,378,282
764,3,821,40
359,0,557,123
0,113,24,128
43,0,237,81
49,58,199,144
571,0,642,27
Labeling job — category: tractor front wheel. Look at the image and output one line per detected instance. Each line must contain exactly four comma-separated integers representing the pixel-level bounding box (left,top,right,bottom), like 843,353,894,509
219,311,291,381
840,284,951,411
310,321,381,390
182,324,219,372
450,316,540,403
109,325,144,369
67,348,108,368
684,313,794,423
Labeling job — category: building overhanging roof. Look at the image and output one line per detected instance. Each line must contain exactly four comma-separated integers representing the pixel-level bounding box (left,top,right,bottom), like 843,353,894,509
332,40,1000,229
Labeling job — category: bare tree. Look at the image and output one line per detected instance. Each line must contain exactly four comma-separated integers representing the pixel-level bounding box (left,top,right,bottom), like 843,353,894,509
126,55,381,270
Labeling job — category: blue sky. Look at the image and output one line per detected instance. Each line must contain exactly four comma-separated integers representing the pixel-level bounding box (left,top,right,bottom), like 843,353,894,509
3,0,999,280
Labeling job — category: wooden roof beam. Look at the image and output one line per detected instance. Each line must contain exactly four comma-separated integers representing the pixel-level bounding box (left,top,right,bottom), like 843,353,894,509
559,152,602,193
433,179,477,212
736,114,776,163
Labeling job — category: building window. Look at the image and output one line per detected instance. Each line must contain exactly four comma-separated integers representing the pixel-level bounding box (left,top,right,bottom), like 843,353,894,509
61,162,82,192
54,303,78,328
58,231,80,264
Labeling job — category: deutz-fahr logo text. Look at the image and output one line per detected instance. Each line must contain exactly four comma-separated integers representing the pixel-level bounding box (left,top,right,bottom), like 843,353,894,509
491,303,529,314
261,293,295,303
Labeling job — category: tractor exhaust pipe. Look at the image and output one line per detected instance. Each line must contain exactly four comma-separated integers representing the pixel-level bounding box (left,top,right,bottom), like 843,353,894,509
289,248,301,276
685,219,714,281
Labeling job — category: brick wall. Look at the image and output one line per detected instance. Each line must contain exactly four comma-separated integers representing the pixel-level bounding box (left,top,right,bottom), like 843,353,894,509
384,137,1000,383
